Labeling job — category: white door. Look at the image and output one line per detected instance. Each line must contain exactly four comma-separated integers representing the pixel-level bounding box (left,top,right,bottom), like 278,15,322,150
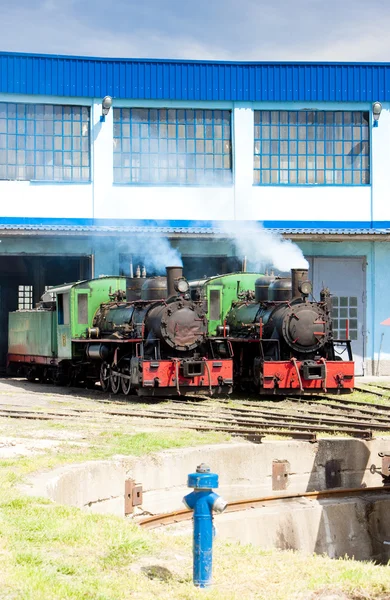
308,257,366,376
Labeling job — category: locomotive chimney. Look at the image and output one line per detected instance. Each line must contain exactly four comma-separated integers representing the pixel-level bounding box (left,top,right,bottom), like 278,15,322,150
166,266,183,296
291,268,309,298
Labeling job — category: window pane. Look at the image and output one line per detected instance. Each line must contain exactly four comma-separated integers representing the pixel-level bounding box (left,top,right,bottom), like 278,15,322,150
0,102,90,181
253,110,370,186
113,108,232,184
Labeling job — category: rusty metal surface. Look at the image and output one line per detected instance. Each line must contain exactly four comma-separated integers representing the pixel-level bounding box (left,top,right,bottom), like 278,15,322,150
125,479,135,515
272,460,290,491
124,479,143,515
382,456,390,478
133,484,143,506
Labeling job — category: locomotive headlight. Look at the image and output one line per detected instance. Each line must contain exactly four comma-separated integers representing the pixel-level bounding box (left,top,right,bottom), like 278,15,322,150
299,280,313,296
175,278,190,294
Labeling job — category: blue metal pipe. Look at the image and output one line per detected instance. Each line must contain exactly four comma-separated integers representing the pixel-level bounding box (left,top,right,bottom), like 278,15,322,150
183,463,227,588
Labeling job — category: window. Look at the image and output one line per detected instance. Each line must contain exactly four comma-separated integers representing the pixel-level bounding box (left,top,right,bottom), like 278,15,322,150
331,296,358,340
0,103,90,182
209,289,221,321
113,108,232,184
77,294,88,325
18,285,33,310
253,110,369,185
58,293,70,325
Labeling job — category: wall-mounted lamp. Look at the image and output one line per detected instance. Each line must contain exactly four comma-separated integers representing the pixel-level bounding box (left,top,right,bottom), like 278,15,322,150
100,95,113,122
373,101,382,128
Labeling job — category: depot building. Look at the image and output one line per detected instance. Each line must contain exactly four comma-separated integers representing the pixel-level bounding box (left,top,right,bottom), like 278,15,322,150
0,51,390,375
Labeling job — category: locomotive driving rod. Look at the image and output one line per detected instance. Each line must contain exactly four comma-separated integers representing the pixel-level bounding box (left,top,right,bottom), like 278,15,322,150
139,485,390,530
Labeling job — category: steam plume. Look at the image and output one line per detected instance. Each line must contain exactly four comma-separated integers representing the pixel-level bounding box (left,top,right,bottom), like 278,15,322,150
217,221,308,272
138,234,183,271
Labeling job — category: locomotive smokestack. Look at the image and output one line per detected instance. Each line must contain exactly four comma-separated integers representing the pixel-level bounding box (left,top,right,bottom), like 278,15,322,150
166,266,184,296
291,268,309,298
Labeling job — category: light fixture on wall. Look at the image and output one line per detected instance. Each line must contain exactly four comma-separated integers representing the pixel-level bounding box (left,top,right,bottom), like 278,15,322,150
100,95,113,122
372,101,382,127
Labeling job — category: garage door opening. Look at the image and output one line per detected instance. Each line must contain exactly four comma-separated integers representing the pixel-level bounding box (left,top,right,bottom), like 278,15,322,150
0,255,91,371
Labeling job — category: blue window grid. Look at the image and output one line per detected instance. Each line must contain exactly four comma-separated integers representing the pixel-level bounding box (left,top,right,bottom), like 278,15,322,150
254,110,370,185
113,108,232,185
0,103,90,182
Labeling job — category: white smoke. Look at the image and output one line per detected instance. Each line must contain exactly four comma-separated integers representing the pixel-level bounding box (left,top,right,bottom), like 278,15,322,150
217,221,308,272
138,234,183,272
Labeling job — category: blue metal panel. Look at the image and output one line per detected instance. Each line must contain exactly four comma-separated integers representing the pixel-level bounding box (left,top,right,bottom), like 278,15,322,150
2,216,390,234
2,52,390,101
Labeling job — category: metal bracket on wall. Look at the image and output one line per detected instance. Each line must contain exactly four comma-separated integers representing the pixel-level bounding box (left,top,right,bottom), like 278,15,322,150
124,478,143,515
272,460,290,491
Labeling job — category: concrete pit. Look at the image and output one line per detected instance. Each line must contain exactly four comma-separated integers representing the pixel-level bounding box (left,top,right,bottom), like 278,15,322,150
22,438,390,562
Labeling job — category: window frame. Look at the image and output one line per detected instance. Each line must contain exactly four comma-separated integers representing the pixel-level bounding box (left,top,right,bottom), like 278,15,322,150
113,107,233,186
0,102,91,183
253,110,370,186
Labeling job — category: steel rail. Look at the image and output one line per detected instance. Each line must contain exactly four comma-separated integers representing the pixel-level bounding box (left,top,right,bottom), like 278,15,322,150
0,407,374,440
353,384,390,398
139,485,390,530
155,403,390,428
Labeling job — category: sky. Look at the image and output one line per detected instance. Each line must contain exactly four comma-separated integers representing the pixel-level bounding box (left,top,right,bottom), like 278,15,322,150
1,0,389,62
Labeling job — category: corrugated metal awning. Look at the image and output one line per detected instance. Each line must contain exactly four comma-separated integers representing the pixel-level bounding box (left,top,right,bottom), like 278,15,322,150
0,223,390,238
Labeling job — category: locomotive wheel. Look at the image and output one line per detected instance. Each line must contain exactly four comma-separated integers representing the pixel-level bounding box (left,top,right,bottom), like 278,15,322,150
110,370,121,394
121,370,132,395
26,367,37,383
100,362,111,392
38,368,47,384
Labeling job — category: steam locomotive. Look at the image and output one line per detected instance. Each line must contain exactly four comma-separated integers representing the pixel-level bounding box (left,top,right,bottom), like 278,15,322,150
7,267,233,396
7,265,354,396
191,268,354,394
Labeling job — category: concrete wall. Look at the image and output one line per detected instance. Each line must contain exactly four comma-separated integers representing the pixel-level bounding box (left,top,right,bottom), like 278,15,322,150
0,94,388,226
22,439,390,560
23,438,390,516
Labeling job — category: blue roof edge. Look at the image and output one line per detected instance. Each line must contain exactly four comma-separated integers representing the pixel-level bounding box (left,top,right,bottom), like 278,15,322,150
0,218,389,235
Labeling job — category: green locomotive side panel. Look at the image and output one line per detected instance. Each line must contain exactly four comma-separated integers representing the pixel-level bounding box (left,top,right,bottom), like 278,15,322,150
191,272,262,336
8,310,57,358
70,277,128,338
48,277,128,359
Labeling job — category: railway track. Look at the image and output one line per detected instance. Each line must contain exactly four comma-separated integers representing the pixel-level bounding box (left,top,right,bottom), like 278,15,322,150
0,396,388,441
139,485,390,530
1,380,390,442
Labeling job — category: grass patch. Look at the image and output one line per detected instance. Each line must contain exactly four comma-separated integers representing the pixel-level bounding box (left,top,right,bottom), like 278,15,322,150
1,388,390,598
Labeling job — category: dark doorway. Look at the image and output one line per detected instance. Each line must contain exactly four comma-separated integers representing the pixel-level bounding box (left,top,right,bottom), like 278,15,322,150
0,255,90,371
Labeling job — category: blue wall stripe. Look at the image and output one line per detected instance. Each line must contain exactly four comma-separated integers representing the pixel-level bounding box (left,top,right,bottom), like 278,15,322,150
1,52,390,101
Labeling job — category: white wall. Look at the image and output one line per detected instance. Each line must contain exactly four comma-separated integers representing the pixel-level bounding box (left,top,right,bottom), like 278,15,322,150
0,94,386,225
371,105,390,223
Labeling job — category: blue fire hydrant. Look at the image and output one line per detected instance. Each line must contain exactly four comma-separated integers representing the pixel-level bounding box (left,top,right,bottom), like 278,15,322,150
183,463,227,588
